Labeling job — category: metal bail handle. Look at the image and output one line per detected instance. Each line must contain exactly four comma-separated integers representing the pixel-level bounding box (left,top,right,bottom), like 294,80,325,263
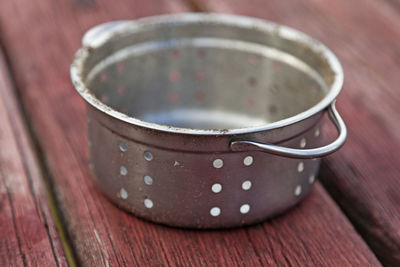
230,101,347,159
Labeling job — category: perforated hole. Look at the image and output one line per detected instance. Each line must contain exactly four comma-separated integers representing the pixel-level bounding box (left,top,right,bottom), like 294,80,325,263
172,49,180,58
117,86,125,95
270,85,279,93
195,71,205,80
168,92,179,104
144,198,153,208
311,85,319,94
273,61,281,71
144,175,153,185
247,99,256,108
120,166,128,176
100,72,108,82
315,128,320,137
117,63,125,73
242,181,252,191
210,207,221,217
300,138,307,148
119,141,127,152
269,105,278,114
240,204,250,214
309,175,315,184
120,188,128,199
211,183,222,193
169,71,181,82
243,156,253,166
197,49,206,58
294,185,302,196
144,151,153,161
297,162,304,173
194,91,205,102
213,159,223,169
101,95,109,103
249,55,259,65
248,76,257,87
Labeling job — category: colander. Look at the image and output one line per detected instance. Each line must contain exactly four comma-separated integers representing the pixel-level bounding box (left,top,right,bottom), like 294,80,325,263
71,13,347,229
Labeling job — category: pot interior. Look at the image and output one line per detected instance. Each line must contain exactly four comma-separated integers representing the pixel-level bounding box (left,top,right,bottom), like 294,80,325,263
83,18,334,130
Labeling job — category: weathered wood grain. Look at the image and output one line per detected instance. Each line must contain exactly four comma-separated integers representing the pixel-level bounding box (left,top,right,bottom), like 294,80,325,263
0,0,382,265
0,49,67,265
191,0,400,265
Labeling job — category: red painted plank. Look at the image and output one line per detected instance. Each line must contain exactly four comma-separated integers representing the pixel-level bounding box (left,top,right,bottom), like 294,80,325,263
191,0,400,265
0,50,67,265
0,0,381,265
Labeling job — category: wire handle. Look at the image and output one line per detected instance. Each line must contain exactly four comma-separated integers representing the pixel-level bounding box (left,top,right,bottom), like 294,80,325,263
230,101,347,159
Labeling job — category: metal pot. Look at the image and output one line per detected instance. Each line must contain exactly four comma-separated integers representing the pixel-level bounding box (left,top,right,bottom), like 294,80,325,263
71,13,346,229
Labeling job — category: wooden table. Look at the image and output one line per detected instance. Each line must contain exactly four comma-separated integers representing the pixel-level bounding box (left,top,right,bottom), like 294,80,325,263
0,0,399,266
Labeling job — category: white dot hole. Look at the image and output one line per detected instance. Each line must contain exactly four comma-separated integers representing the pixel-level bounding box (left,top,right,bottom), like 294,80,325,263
120,188,128,199
315,128,320,137
144,198,153,208
119,141,127,152
294,185,302,196
210,207,221,217
144,175,153,185
300,138,307,148
144,151,153,161
309,175,315,184
213,159,223,169
240,204,250,214
297,162,304,173
243,156,253,166
211,183,222,193
242,181,252,191
120,166,128,176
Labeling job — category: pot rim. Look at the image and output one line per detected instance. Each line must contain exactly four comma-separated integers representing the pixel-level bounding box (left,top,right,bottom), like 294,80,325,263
70,13,343,136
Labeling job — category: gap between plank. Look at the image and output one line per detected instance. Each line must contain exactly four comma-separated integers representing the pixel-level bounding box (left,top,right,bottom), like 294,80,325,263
0,37,78,267
185,0,208,12
383,0,400,14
